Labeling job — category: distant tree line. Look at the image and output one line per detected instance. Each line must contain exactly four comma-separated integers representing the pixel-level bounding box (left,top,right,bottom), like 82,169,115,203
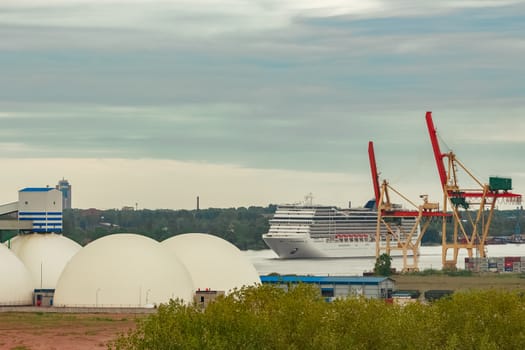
59,207,524,249
61,206,276,249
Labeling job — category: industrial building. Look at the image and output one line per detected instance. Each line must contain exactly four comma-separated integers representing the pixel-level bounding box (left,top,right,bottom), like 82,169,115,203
260,275,395,300
1,187,81,291
18,187,63,233
0,183,262,308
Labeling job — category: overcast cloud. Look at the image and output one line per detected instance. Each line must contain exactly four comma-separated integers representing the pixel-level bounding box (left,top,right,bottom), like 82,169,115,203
1,0,524,209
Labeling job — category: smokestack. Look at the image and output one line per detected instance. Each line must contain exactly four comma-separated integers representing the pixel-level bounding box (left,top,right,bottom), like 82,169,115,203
197,196,200,211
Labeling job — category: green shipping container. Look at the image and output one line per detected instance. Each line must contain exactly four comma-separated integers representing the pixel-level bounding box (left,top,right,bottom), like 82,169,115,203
489,177,512,191
450,196,469,209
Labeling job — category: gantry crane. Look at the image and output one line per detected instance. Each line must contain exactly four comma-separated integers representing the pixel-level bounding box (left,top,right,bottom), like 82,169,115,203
426,111,522,269
368,141,447,272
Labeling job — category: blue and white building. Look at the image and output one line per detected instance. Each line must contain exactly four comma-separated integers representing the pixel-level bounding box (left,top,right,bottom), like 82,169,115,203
260,275,395,299
18,187,63,233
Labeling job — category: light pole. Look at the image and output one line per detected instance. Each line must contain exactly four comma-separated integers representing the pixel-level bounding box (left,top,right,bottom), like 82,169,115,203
146,289,151,305
96,288,101,307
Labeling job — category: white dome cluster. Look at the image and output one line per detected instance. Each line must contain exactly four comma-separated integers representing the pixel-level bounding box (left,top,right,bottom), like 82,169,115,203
1,232,259,307
54,234,194,307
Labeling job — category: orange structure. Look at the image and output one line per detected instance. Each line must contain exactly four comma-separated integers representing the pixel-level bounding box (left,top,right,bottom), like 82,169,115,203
425,111,522,269
368,141,447,272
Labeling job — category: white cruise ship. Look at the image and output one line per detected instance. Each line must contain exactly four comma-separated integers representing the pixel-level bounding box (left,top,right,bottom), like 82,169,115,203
262,199,418,259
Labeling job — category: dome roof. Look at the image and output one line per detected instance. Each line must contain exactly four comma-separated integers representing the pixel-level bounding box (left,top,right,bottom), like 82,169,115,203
162,233,259,294
54,234,194,307
0,244,33,305
8,233,81,289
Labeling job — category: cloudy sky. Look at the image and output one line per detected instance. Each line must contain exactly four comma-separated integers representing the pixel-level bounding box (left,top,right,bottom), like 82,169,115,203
1,0,524,210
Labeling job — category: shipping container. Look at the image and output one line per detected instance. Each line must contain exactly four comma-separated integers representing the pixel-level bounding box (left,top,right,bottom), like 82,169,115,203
489,177,512,191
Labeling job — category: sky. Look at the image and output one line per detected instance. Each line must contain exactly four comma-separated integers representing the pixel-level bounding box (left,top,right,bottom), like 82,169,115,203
1,0,524,210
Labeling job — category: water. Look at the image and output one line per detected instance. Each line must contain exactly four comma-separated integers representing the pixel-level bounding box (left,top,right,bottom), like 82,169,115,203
244,244,525,276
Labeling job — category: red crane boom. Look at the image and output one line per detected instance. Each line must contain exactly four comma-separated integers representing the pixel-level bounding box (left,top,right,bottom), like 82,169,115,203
425,111,447,188
368,141,381,206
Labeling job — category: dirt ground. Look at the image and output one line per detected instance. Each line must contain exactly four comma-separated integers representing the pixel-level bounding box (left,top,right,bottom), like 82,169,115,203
0,312,145,350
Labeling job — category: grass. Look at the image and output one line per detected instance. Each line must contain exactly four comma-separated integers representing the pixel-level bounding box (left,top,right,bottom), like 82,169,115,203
0,312,143,331
393,272,525,293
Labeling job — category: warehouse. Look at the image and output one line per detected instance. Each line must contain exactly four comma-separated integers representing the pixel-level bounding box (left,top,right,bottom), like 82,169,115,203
260,275,395,300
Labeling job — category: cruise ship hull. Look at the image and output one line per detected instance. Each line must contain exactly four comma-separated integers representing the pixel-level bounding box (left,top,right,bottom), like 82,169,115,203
263,235,408,259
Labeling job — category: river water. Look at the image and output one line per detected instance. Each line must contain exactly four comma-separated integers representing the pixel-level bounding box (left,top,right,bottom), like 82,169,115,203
244,244,525,276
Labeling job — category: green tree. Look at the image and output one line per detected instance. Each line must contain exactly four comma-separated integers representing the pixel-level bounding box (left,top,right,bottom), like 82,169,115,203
374,253,392,276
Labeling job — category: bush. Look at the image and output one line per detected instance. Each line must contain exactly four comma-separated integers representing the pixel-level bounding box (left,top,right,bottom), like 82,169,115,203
109,286,525,350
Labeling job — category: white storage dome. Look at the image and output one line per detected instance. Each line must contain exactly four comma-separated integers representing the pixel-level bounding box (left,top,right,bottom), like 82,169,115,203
0,244,33,305
8,233,82,289
162,233,260,294
54,234,194,307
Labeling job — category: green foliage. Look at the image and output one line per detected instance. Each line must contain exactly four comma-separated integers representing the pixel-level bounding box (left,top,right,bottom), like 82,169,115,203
109,286,525,350
433,290,525,350
374,253,392,276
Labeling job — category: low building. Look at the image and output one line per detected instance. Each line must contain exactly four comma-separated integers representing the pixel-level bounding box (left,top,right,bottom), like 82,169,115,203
34,289,55,307
260,275,395,300
194,289,225,309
